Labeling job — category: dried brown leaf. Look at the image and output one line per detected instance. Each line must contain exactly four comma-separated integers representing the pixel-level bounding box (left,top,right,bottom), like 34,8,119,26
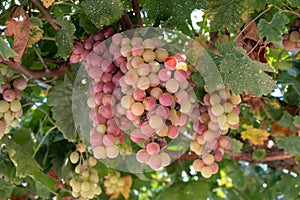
5,6,30,62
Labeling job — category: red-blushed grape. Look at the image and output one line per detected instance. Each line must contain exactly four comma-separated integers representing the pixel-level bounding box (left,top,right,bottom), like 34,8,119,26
3,90,16,102
218,136,232,149
159,92,173,107
157,125,169,137
136,63,151,76
133,88,146,101
131,56,144,68
214,149,223,162
106,145,119,158
166,78,179,93
210,162,219,174
132,44,144,57
143,50,156,63
131,37,143,45
140,121,155,137
167,125,179,139
12,78,27,91
142,39,155,50
146,142,161,156
131,102,145,116
103,134,115,146
137,77,151,90
202,153,214,165
193,159,204,171
143,96,157,111
150,87,163,99
148,73,160,87
155,105,170,119
164,56,178,70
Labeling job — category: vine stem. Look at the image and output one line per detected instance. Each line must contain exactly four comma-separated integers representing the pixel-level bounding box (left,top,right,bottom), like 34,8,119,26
32,126,56,158
1,58,70,78
235,6,271,41
31,0,61,30
247,38,262,55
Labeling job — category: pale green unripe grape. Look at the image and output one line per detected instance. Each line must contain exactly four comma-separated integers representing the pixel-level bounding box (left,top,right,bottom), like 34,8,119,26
96,124,106,134
0,100,10,113
92,185,102,195
227,112,239,125
209,93,221,105
71,180,81,193
6,69,15,79
104,180,111,187
0,66,8,76
80,190,91,198
223,103,233,113
88,156,97,167
230,94,241,105
71,191,80,198
81,181,91,191
70,151,80,164
89,173,99,183
117,178,125,187
81,170,90,180
10,100,21,112
211,104,224,116
4,111,14,122
75,165,82,174
201,166,212,178
109,175,119,184
10,119,19,127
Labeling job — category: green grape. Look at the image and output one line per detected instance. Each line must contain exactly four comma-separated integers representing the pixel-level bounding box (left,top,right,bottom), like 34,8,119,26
70,151,80,164
81,181,91,191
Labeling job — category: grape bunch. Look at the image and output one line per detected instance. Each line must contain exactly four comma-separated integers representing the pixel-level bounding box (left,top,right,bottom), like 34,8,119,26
69,143,102,199
190,86,240,178
0,66,27,138
104,171,132,199
282,18,300,50
69,27,115,63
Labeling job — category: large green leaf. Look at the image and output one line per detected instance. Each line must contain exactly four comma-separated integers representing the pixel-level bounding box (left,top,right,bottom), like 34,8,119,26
11,128,34,155
0,37,18,61
47,75,76,141
276,173,300,199
276,73,300,96
276,135,300,155
158,181,210,200
81,0,124,28
257,12,290,43
217,41,276,96
205,0,244,31
0,136,57,194
287,0,300,7
0,178,15,200
54,15,76,60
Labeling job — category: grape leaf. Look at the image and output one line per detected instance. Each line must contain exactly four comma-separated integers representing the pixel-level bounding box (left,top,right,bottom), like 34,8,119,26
5,6,30,62
276,135,300,155
293,116,300,126
276,73,300,96
11,128,34,155
287,0,300,8
81,0,124,29
0,136,57,193
252,149,266,160
0,178,15,199
54,15,75,60
276,173,300,199
229,138,243,153
47,76,77,141
257,12,290,43
79,13,99,34
205,0,244,31
0,37,18,61
265,101,293,127
217,41,276,96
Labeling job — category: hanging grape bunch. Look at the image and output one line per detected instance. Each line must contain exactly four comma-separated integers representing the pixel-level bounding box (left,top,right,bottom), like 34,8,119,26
0,66,27,138
69,143,102,199
104,171,132,199
73,28,241,177
282,18,300,50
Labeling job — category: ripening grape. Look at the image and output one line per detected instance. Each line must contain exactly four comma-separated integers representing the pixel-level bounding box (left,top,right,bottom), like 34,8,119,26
201,166,212,178
70,151,80,164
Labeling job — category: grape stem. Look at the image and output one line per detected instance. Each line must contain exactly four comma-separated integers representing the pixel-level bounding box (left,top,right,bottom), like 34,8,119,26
32,126,57,158
1,58,71,78
234,6,271,41
31,0,61,30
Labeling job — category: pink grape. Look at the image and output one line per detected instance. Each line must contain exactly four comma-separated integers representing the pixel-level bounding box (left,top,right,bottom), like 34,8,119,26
106,145,119,158
210,162,219,174
131,102,145,116
140,122,155,137
202,153,214,165
103,82,114,94
193,159,204,171
133,88,146,101
167,125,179,139
137,77,150,90
155,105,170,119
3,90,16,102
99,104,113,119
159,93,173,107
103,134,115,146
218,136,232,149
214,150,223,162
130,129,144,143
174,90,189,104
158,69,172,81
131,56,144,68
148,155,163,170
136,149,150,163
132,44,144,57
201,166,212,178
174,70,187,82
12,78,27,91
93,42,106,55
73,41,84,54
146,142,160,156
136,63,151,76
143,97,157,111
124,70,139,86
142,39,155,50
90,132,103,146
150,87,162,99
166,78,179,93
143,50,156,63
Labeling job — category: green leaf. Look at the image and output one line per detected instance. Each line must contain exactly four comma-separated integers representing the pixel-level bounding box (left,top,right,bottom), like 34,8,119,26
252,149,266,160
293,116,300,126
287,0,300,7
276,173,300,199
229,138,243,153
257,12,290,42
276,135,300,155
265,101,293,127
79,13,99,34
48,76,77,141
11,128,34,155
0,178,15,199
81,0,124,29
0,37,18,61
158,181,210,200
30,17,43,27
205,0,244,31
277,73,300,96
54,15,76,60
217,41,276,96
0,136,57,193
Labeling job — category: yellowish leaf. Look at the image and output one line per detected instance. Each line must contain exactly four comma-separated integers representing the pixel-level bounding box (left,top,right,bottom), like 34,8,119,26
42,0,55,8
241,125,269,145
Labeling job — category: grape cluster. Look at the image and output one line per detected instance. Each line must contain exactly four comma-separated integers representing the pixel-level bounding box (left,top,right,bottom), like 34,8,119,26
69,27,115,63
0,66,27,138
104,172,132,199
190,86,240,178
69,143,102,199
282,18,300,50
